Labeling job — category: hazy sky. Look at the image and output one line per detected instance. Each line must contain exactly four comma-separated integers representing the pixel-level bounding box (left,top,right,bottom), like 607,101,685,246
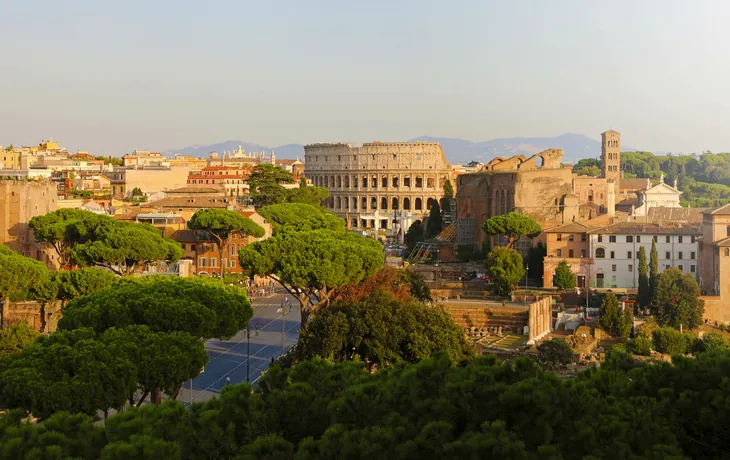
2,0,729,155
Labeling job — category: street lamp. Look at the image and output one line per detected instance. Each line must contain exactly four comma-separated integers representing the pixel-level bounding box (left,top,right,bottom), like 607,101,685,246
245,320,259,383
277,297,292,358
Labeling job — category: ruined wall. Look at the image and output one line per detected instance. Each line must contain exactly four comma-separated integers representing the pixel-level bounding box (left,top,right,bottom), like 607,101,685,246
2,300,62,333
457,167,573,247
0,179,58,264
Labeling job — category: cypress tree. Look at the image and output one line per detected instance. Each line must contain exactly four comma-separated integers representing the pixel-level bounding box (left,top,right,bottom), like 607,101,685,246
649,240,659,305
638,246,650,309
426,204,443,237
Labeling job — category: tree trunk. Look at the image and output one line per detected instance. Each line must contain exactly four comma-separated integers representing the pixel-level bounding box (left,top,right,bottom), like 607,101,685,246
218,241,226,278
169,383,183,401
151,387,162,406
135,391,149,407
39,302,47,334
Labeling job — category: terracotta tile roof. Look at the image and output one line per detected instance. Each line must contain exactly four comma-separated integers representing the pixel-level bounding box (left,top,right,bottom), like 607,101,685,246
166,186,225,194
705,204,730,215
620,177,649,190
587,222,701,235
544,222,595,233
151,197,230,209
647,207,708,224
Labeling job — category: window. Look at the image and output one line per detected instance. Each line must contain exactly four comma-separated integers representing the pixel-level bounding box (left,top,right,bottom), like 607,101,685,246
210,259,217,268
726,248,730,257
678,236,683,243
678,264,683,272
595,248,605,258
230,260,236,268
627,251,632,259
727,226,730,237
653,235,658,242
679,251,683,259
199,257,206,267
666,235,671,243
557,249,562,257
581,233,587,242
568,249,574,258
191,244,196,252
557,234,562,241
569,234,574,242
665,251,671,259
610,251,615,259
691,265,696,273
598,235,603,242
665,265,671,270
636,236,641,243
629,264,633,272
691,236,696,243
691,251,696,259
626,235,633,243
609,235,616,243
612,264,617,272
230,244,236,255
581,249,586,258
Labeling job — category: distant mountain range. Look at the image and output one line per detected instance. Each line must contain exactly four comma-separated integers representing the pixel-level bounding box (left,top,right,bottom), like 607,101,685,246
165,133,637,165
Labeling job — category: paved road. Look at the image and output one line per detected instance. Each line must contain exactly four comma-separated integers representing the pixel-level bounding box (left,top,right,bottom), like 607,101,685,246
179,291,301,404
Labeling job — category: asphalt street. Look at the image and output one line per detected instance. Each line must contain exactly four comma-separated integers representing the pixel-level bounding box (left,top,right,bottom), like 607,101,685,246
179,290,301,404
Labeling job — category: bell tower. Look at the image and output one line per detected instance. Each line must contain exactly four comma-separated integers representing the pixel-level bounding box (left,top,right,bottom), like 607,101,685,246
601,130,621,181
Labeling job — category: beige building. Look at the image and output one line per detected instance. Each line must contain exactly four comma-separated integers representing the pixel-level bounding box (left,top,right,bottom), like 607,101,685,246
0,179,58,264
104,166,193,197
304,142,452,236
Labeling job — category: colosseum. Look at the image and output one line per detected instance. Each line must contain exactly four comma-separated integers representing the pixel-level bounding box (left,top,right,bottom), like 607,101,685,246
304,142,452,236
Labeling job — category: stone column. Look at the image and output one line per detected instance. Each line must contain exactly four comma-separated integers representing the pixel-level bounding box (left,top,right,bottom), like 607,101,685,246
528,301,536,342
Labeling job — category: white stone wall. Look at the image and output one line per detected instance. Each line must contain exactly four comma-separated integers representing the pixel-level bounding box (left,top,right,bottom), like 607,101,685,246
589,233,699,288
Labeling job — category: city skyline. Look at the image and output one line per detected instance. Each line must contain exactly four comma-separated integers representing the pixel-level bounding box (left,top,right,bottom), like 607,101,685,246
3,1,730,154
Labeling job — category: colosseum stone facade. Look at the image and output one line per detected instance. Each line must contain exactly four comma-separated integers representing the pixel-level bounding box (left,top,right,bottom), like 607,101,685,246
304,142,451,236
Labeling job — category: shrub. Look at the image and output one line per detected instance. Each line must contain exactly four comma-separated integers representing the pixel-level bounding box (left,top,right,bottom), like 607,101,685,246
691,332,730,354
537,339,573,368
652,327,690,355
631,332,653,356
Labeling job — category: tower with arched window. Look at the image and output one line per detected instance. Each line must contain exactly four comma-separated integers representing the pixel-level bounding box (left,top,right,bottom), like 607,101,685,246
601,130,621,181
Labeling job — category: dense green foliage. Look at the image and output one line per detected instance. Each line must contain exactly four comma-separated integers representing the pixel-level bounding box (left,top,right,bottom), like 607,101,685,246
8,350,730,458
649,240,659,303
484,247,524,296
239,211,383,323
0,246,47,305
482,212,542,249
248,164,330,207
526,241,546,285
59,276,252,340
652,327,691,355
188,209,265,276
425,203,442,237
0,322,38,356
637,246,650,310
552,260,576,289
405,220,424,251
257,203,344,233
597,292,633,338
297,292,473,367
574,150,730,206
653,268,704,330
536,339,573,368
28,209,107,267
0,326,207,418
71,221,183,276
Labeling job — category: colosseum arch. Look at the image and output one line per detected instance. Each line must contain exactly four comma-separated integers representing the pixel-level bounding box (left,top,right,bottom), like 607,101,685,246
403,197,411,210
415,198,423,210
371,197,377,210
361,197,367,210
336,197,341,209
392,197,399,210
381,197,388,210
336,176,341,188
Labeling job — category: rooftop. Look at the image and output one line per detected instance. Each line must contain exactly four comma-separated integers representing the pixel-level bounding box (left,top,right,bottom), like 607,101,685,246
587,222,701,235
